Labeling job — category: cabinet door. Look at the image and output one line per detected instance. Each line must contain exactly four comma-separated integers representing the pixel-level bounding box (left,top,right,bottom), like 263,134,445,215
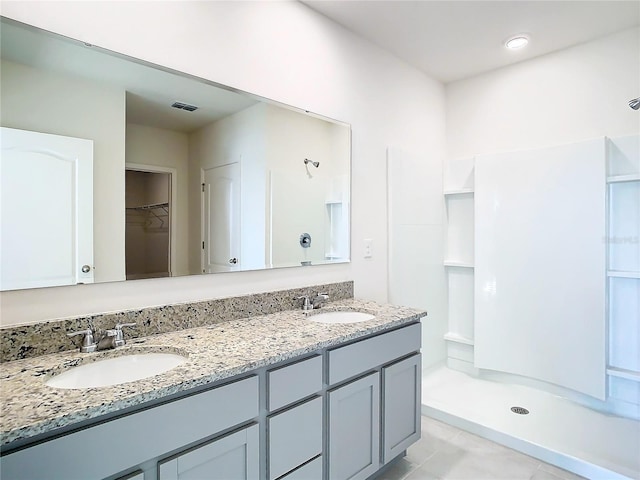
159,424,259,480
328,372,380,480
382,354,421,463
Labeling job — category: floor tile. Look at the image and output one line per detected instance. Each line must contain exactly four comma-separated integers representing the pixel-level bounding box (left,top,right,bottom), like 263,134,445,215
404,417,459,466
416,444,539,480
537,463,587,480
403,463,442,480
529,468,568,480
375,457,421,480
376,416,590,480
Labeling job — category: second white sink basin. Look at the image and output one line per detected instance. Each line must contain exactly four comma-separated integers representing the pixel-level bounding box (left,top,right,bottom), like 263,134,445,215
46,353,187,389
308,311,375,324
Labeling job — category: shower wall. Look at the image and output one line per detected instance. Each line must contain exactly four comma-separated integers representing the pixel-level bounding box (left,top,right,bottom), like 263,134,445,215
387,146,447,371
474,138,607,400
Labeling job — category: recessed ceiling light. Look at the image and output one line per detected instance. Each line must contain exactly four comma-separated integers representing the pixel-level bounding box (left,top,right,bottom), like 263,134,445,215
505,35,529,50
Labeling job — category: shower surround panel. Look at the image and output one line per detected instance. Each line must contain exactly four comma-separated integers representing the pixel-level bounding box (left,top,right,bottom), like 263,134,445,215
474,138,607,400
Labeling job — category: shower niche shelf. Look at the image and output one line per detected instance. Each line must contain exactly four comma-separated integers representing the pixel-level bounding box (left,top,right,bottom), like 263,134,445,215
444,261,474,268
607,271,640,279
606,367,640,382
606,173,640,183
444,332,474,346
444,188,474,196
443,156,476,370
443,193,474,267
606,135,640,391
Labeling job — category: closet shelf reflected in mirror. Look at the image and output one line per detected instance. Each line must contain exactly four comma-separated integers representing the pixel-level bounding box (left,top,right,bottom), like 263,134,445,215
126,203,169,231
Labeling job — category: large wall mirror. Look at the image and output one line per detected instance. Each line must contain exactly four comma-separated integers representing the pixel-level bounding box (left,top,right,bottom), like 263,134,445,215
0,18,351,291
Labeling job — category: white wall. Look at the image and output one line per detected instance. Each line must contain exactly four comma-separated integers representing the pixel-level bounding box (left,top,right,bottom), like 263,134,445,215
0,1,445,326
446,27,640,159
126,123,190,276
0,58,126,284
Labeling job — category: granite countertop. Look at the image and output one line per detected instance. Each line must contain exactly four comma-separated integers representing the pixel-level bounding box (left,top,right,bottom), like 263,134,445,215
0,299,425,447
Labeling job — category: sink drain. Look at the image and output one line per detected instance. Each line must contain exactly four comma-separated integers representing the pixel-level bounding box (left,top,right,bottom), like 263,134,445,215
511,406,529,415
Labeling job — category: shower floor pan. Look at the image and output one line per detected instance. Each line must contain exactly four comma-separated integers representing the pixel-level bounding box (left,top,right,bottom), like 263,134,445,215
422,366,639,480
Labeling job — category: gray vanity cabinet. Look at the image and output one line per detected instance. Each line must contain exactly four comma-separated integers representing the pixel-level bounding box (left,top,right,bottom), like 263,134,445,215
1,321,422,480
382,353,422,463
328,372,381,480
158,424,259,480
327,322,422,480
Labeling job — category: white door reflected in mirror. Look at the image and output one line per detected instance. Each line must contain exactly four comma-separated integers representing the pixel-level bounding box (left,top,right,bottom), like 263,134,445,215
0,127,94,291
203,162,241,273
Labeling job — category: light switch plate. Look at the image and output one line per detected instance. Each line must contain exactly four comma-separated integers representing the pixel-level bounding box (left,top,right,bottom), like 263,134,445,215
364,238,373,258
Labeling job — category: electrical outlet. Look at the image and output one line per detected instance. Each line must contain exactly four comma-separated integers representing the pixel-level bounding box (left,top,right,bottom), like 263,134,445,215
364,238,373,258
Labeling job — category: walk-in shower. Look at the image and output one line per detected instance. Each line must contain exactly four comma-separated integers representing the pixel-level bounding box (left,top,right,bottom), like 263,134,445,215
391,132,640,480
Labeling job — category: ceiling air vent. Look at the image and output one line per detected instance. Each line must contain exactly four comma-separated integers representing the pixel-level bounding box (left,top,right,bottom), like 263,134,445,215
171,101,199,112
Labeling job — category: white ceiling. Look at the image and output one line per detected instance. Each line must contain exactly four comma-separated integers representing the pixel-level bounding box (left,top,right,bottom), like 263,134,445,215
302,1,640,83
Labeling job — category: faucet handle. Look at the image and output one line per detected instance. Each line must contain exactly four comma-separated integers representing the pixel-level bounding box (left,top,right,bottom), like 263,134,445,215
115,322,136,330
67,328,92,338
312,292,329,307
113,323,135,346
67,329,97,353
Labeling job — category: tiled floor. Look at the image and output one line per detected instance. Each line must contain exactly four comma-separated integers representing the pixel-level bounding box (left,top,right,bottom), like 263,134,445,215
377,416,586,480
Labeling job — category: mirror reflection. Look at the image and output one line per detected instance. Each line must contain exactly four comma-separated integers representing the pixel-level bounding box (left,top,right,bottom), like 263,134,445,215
0,19,351,291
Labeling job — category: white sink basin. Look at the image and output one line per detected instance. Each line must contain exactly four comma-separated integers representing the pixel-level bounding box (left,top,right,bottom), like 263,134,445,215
46,353,187,389
308,311,375,324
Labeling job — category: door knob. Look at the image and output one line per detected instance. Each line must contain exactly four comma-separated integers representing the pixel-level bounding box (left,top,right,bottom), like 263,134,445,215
229,258,238,264
81,265,91,273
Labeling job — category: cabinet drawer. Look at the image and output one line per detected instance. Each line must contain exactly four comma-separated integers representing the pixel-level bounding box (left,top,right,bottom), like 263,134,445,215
279,456,322,480
328,323,421,385
268,396,323,480
1,376,259,480
268,355,322,411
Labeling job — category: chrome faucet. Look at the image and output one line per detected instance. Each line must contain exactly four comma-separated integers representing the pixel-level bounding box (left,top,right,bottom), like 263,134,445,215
67,328,97,353
97,323,136,350
311,292,329,309
298,295,313,311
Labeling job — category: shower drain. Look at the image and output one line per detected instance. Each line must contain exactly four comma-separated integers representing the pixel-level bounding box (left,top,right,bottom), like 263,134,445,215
511,406,530,415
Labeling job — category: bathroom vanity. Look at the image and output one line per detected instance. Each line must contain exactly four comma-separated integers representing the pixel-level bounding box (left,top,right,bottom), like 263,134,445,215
0,300,424,480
